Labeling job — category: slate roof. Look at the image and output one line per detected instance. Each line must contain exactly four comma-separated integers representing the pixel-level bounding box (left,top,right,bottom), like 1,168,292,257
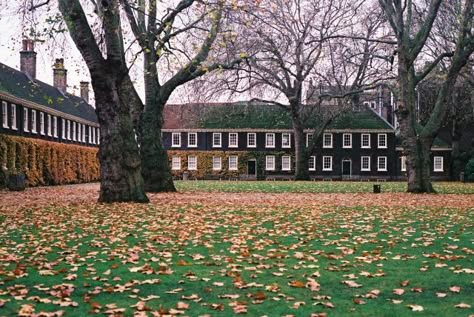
0,62,97,123
163,102,394,131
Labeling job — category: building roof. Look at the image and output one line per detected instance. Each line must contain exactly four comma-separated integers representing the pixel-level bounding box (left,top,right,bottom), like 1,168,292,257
0,62,97,124
163,102,394,131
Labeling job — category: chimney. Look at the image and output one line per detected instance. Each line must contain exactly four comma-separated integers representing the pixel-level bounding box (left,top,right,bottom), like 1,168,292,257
53,58,67,93
80,81,90,103
20,39,37,79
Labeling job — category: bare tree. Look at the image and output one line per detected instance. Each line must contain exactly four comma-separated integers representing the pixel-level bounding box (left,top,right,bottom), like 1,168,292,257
379,0,474,192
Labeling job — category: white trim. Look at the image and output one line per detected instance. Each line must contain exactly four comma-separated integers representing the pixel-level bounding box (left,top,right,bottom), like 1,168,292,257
322,156,333,171
53,116,58,138
72,122,76,141
282,133,291,148
171,156,181,170
265,155,275,171
281,156,291,171
187,132,197,148
361,133,371,149
228,155,238,171
323,133,333,148
10,104,17,130
31,110,37,133
212,132,222,148
82,124,86,142
378,133,387,149
162,128,394,133
171,132,181,147
433,156,444,172
187,155,197,170
67,120,71,140
247,132,256,148
377,156,387,171
23,107,29,132
47,114,52,136
401,156,406,172
212,156,222,171
342,133,352,148
308,156,316,171
306,133,313,147
228,132,239,148
361,156,371,171
62,118,66,139
2,101,8,128
39,112,45,135
265,133,275,148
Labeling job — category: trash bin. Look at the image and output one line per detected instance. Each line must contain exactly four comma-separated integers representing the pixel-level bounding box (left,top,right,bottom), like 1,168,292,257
8,173,26,191
183,171,189,181
373,184,381,193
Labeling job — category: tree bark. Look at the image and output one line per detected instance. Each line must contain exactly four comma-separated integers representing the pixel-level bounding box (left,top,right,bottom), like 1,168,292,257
293,118,310,180
404,135,435,193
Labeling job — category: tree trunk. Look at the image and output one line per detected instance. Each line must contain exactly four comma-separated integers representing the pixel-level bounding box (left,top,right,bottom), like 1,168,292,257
406,136,435,193
293,122,310,180
93,74,149,203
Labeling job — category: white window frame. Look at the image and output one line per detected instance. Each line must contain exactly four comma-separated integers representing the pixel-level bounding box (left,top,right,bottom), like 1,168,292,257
2,101,8,128
265,155,275,171
247,133,256,148
322,156,333,171
82,124,86,142
46,115,51,136
171,156,181,170
361,134,371,149
306,133,313,147
171,132,181,147
39,112,45,135
309,156,316,171
228,133,238,148
361,156,371,171
53,116,58,138
31,110,37,133
370,101,377,109
88,126,92,143
212,156,222,171
212,132,222,148
187,155,197,170
72,122,76,141
62,118,66,139
67,120,71,140
401,156,407,172
323,133,333,148
433,156,444,172
342,133,352,148
282,156,291,171
23,108,29,132
282,133,291,148
11,104,17,130
187,132,197,148
228,155,238,171
265,133,275,148
97,129,100,145
377,156,387,171
378,134,387,149
92,127,96,144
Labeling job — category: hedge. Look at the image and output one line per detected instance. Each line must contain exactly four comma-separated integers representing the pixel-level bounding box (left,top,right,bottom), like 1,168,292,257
0,134,99,188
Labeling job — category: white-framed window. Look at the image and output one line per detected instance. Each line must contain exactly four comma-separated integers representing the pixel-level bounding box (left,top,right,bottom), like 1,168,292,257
72,122,76,141
67,120,71,140
2,101,8,128
171,156,181,170
265,133,275,148
97,129,100,145
188,132,197,147
306,133,313,147
229,133,238,148
31,110,37,133
401,156,407,172
23,108,29,132
82,124,86,142
188,155,197,170
323,133,333,148
266,155,275,171
88,126,92,143
378,134,387,148
322,156,333,171
212,156,222,171
370,101,377,109
228,155,238,171
433,156,444,172
282,156,291,171
47,114,52,136
92,127,96,144
309,156,316,171
361,134,371,148
53,116,58,137
39,112,44,135
343,133,352,148
247,133,256,148
377,156,387,171
62,118,66,139
282,133,291,148
77,124,81,142
171,132,181,147
212,132,222,148
10,104,17,130
361,156,371,171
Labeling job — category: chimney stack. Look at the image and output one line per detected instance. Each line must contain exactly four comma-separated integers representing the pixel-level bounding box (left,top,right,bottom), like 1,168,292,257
80,81,90,103
20,39,37,79
53,58,68,93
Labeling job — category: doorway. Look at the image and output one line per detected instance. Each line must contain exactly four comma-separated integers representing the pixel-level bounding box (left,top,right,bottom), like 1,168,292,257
247,159,257,176
342,159,352,179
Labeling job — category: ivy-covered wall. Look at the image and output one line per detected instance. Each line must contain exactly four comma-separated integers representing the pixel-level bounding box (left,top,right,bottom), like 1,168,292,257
0,134,99,188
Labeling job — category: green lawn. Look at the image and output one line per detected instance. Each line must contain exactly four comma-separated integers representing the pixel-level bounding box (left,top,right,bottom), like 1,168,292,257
175,180,474,194
0,185,473,316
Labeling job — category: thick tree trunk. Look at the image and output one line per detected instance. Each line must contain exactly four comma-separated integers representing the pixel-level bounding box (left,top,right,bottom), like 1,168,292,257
293,122,310,180
405,136,435,193
93,74,149,203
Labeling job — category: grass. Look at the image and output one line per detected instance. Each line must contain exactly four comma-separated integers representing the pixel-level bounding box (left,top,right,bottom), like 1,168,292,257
0,184,473,316
175,180,474,194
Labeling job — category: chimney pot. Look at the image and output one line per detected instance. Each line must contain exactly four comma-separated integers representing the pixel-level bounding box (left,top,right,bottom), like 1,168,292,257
53,58,68,93
80,81,90,103
20,39,37,79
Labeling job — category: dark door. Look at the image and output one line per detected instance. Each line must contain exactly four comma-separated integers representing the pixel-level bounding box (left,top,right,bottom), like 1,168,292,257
248,160,256,175
342,160,351,176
